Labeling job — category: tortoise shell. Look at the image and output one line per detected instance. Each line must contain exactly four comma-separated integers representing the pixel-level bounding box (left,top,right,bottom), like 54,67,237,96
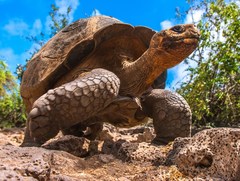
21,16,155,112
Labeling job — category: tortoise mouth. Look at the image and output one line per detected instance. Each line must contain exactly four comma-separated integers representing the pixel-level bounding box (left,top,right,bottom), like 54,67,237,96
175,37,199,44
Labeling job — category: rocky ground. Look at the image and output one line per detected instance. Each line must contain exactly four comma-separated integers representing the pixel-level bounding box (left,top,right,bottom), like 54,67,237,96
0,124,239,181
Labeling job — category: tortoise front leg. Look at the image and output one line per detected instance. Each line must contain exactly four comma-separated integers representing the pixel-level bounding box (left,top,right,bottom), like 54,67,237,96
141,89,192,145
21,69,120,147
21,119,41,147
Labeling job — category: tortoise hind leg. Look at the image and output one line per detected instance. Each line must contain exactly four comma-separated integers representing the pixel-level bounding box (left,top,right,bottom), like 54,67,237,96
21,68,120,147
141,89,192,145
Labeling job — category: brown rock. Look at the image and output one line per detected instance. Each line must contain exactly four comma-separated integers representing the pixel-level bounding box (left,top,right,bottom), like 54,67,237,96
0,145,86,180
1,126,239,180
171,128,240,180
43,135,90,157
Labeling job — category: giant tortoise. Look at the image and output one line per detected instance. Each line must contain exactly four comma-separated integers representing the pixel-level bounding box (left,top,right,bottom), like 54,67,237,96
20,16,200,146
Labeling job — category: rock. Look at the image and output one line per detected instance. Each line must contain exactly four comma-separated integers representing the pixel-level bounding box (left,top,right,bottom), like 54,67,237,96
0,126,239,180
136,127,155,143
117,141,169,164
132,165,186,181
0,144,86,180
0,128,24,146
43,135,90,157
98,154,115,163
170,128,240,180
116,141,139,162
97,123,117,141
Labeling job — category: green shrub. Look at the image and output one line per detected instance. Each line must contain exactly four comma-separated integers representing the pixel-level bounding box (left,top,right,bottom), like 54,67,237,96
0,92,26,128
0,60,26,128
178,0,240,127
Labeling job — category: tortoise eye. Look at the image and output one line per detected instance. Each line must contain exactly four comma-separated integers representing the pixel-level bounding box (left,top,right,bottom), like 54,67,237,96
171,25,184,33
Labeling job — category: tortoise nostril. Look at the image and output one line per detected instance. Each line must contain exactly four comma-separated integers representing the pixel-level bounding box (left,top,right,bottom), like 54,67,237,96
190,26,200,37
195,30,200,37
192,25,200,36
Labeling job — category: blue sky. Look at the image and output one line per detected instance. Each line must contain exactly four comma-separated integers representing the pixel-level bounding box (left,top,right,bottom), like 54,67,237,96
0,0,203,89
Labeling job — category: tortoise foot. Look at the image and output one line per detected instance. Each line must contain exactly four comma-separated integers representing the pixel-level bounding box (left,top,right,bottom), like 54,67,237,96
141,89,192,144
28,106,59,144
20,141,42,147
151,136,173,145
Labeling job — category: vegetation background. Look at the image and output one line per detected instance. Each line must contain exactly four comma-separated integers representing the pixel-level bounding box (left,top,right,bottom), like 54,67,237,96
0,0,239,128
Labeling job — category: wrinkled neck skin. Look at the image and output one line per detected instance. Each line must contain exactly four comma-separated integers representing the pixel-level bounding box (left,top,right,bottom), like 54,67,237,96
119,47,179,97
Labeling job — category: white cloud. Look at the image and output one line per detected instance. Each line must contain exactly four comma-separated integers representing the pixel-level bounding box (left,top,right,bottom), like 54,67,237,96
167,60,197,90
91,9,102,17
27,43,41,56
0,48,24,71
234,0,240,7
45,16,52,33
185,9,204,24
3,18,43,37
0,43,41,71
4,1,80,38
32,19,42,35
1,0,80,72
55,0,80,22
160,9,204,31
0,48,18,63
3,19,29,36
45,0,80,33
160,20,173,30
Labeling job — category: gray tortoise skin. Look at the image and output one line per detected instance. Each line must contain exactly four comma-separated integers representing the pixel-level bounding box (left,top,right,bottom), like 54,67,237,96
20,16,199,146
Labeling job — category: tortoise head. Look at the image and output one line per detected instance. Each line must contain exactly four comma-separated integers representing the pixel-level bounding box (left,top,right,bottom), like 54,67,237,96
150,24,200,68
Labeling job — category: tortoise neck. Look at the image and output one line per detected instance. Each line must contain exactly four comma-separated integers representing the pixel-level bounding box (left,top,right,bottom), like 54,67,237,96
120,48,173,96
131,48,173,83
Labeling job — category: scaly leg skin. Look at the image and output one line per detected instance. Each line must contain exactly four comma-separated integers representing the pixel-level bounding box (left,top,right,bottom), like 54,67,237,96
20,68,120,147
141,89,192,145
